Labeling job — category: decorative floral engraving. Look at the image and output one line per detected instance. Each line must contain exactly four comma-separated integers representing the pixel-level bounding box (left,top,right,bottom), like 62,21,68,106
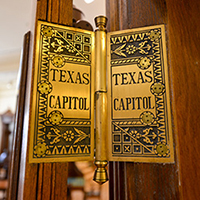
31,22,93,161
63,130,75,142
110,26,173,161
140,111,154,125
126,45,137,54
41,26,54,38
52,55,65,68
155,142,169,157
150,82,165,95
51,38,65,53
138,57,151,70
129,128,157,145
34,143,48,157
48,111,63,125
112,41,151,57
74,128,88,144
66,44,75,53
149,30,161,41
137,41,151,54
46,127,89,145
47,128,62,144
38,81,52,95
111,44,127,57
130,130,141,139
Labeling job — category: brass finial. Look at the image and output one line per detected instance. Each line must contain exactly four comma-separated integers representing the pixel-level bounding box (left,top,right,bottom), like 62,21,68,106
94,16,107,30
93,161,108,185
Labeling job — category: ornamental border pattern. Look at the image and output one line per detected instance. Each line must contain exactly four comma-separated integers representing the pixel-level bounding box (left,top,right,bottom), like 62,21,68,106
32,22,93,159
110,27,171,159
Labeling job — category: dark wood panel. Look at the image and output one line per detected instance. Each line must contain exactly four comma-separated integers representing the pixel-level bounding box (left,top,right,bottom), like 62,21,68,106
126,163,179,199
167,0,200,199
50,0,59,23
15,0,73,199
54,163,69,199
37,0,48,21
107,0,167,31
109,162,127,200
59,0,73,26
107,0,200,199
41,164,52,200
107,0,180,199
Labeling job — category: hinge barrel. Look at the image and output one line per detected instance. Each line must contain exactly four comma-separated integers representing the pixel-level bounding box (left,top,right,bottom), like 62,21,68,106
93,16,108,185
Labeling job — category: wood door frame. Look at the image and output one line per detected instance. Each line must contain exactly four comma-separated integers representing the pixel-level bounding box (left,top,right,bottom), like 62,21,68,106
8,1,73,199
106,0,200,199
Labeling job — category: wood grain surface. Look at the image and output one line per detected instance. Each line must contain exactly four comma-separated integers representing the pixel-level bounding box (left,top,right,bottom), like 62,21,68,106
107,0,200,199
11,1,73,200
8,0,200,199
167,0,200,199
7,32,30,200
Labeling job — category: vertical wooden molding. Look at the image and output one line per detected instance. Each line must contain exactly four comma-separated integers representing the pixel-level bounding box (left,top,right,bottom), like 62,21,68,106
7,32,31,200
167,0,200,199
16,0,73,199
107,0,200,199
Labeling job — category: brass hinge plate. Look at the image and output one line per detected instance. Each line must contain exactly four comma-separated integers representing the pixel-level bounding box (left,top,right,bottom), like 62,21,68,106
107,25,174,163
29,21,95,163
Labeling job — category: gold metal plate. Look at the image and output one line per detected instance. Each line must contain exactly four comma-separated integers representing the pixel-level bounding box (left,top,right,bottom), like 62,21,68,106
107,25,174,162
29,21,94,163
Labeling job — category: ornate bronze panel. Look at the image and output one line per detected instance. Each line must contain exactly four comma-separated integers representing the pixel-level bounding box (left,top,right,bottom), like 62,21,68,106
29,21,94,163
107,25,174,162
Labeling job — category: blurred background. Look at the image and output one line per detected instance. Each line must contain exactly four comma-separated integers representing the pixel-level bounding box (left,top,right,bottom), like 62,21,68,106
0,0,108,199
0,0,105,114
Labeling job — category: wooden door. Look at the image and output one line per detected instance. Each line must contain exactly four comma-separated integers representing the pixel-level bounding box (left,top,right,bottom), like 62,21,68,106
106,0,200,199
8,1,73,199
8,0,200,199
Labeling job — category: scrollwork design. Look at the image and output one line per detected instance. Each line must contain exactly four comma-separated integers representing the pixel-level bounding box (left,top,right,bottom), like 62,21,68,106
111,41,151,57
129,128,157,145
46,127,89,145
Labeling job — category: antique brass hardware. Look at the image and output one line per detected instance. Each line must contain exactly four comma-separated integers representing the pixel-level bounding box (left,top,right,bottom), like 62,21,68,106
29,21,95,163
93,16,108,184
29,15,174,185
93,160,108,185
107,25,174,163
